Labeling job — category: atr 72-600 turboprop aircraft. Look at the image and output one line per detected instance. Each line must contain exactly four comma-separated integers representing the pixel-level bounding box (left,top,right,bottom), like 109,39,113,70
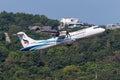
17,26,105,51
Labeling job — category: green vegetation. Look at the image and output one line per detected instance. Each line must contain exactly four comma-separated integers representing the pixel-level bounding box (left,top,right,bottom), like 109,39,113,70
0,11,120,80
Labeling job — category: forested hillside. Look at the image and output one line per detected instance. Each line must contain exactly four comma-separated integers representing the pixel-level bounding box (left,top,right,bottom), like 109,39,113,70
0,11,120,80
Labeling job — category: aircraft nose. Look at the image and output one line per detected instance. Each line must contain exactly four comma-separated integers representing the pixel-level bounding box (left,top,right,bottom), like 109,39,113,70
100,28,105,32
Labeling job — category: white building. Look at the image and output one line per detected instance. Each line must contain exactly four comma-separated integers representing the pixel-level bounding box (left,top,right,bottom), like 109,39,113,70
60,18,83,28
60,18,79,25
106,24,120,30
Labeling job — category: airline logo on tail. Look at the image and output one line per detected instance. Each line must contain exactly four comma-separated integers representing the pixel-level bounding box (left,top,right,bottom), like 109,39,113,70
23,39,29,45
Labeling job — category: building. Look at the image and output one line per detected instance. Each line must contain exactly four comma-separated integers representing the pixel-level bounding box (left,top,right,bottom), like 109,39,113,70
60,18,79,25
106,24,120,30
60,18,83,28
28,26,52,32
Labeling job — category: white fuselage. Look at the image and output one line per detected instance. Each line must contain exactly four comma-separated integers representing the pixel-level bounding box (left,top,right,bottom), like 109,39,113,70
70,26,105,39
18,26,105,51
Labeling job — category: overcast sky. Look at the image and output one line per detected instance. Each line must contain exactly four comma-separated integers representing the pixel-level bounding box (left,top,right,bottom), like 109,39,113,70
0,0,120,25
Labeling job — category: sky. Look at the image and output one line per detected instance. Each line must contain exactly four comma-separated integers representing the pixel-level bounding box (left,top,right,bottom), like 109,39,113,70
0,0,120,25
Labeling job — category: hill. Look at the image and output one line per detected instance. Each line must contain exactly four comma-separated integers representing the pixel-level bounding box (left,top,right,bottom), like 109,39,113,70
0,11,120,80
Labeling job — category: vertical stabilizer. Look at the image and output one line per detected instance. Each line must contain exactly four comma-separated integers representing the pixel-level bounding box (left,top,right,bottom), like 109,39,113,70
17,32,36,48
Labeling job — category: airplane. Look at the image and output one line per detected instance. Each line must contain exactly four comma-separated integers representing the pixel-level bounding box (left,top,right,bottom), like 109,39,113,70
17,26,105,51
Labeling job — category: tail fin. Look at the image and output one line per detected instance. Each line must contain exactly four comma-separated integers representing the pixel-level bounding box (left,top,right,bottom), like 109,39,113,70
17,32,36,48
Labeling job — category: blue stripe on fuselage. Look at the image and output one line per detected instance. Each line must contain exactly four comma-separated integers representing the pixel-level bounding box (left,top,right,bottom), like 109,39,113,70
20,37,73,51
20,44,49,51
